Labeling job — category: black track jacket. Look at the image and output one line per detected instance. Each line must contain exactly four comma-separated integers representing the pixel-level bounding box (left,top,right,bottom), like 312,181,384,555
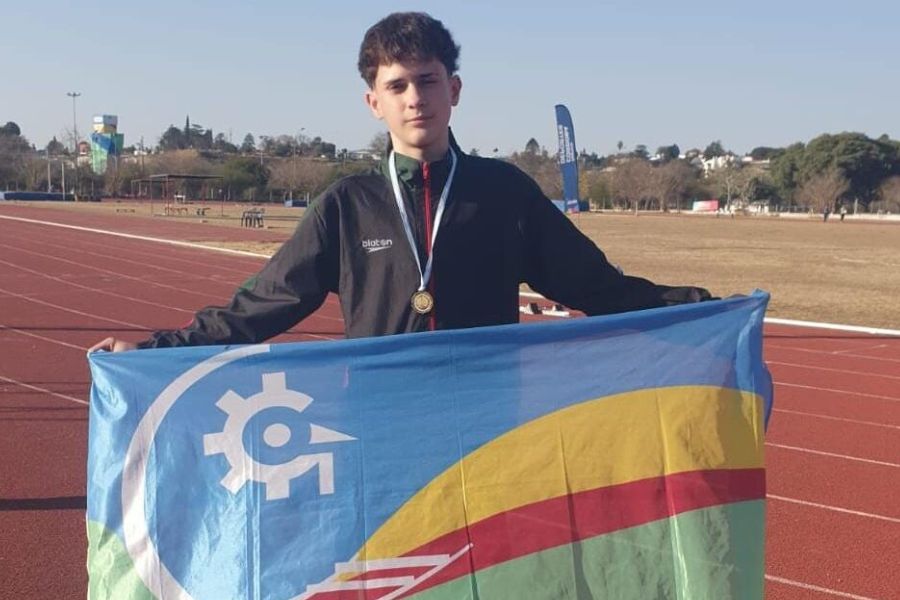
139,137,709,348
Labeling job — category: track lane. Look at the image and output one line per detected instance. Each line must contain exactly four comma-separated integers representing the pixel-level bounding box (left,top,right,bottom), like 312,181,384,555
766,498,899,600
767,409,900,464
2,209,898,600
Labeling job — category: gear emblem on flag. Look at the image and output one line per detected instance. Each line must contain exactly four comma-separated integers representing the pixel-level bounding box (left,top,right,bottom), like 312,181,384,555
203,371,355,501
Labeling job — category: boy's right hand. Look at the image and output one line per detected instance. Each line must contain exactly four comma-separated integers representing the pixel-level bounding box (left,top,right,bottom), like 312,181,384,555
89,338,139,353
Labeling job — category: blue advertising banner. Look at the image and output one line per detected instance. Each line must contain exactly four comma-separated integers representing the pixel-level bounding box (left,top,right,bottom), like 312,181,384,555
555,104,580,211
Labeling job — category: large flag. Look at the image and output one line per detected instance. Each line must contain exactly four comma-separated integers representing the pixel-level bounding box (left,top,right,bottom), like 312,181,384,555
87,293,772,600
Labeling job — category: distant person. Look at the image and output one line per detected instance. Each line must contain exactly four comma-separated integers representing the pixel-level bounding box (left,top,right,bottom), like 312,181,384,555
90,12,713,353
840,206,847,221
823,207,831,222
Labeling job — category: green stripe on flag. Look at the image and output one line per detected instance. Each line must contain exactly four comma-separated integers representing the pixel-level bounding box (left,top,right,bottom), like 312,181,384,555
409,500,764,600
87,520,154,600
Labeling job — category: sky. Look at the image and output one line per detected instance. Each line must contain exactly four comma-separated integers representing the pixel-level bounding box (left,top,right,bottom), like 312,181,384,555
3,1,898,157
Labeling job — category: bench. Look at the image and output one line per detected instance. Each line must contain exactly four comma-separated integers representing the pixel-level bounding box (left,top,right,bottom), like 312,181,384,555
196,207,210,216
115,208,135,213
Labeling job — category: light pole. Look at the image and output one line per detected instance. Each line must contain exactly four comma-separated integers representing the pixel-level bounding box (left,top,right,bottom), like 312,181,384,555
67,91,81,199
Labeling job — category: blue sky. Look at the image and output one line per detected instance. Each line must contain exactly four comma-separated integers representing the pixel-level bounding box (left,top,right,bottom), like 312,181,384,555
3,1,898,156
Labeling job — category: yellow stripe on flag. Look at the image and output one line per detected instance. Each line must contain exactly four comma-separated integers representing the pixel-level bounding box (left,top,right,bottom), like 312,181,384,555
355,385,764,562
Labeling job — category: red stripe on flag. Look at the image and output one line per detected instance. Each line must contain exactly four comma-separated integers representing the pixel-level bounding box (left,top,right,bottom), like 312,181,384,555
393,468,765,597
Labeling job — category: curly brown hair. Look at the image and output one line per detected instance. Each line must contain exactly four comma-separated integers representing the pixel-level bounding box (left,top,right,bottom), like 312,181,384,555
358,12,460,88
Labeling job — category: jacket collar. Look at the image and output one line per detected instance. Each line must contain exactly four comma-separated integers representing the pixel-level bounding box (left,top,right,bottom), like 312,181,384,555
378,130,463,188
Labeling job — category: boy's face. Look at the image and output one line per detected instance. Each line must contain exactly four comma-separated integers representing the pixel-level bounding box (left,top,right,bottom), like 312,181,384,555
365,58,461,162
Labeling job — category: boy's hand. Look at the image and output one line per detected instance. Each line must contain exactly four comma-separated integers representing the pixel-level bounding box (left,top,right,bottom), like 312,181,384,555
89,338,139,353
660,286,718,305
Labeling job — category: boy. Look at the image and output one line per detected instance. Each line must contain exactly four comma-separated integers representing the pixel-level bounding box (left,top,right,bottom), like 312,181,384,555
90,12,710,353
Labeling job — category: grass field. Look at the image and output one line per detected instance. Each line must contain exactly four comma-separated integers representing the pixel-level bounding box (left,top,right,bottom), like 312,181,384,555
24,199,900,329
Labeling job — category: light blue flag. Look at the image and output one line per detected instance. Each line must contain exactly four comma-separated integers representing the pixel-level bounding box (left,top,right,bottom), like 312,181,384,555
87,293,772,600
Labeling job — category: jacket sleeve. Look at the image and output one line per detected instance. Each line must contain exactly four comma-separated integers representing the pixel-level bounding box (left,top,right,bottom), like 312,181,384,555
519,176,712,316
137,200,338,348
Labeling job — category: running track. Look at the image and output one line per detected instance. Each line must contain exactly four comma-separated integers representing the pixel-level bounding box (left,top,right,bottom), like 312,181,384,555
0,205,897,599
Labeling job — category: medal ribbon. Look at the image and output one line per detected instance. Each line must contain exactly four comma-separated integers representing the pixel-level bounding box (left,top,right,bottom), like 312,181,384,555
388,148,458,293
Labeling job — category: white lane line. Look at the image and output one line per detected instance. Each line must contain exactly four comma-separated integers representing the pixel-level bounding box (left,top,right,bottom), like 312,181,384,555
3,226,259,276
0,214,273,258
767,360,900,380
0,284,148,329
8,214,897,345
764,575,878,600
0,324,87,351
768,494,900,524
772,408,900,431
775,381,899,402
833,343,889,355
767,344,900,364
520,288,900,336
0,223,346,325
0,255,196,314
0,374,88,406
765,317,900,337
766,443,900,468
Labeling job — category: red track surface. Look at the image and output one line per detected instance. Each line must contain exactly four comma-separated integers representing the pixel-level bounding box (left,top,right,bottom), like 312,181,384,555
1,204,898,600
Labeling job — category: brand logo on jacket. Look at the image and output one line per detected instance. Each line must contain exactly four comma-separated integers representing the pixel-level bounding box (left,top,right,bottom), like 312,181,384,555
362,239,393,254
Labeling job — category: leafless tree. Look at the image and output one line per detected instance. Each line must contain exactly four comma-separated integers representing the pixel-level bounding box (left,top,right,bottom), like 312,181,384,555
506,149,563,200
795,167,850,213
650,160,696,212
368,132,390,158
23,157,48,190
607,158,655,214
704,162,754,210
873,176,900,213
148,149,215,176
269,158,335,200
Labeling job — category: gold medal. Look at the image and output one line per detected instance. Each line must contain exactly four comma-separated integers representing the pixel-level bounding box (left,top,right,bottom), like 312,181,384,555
411,290,434,315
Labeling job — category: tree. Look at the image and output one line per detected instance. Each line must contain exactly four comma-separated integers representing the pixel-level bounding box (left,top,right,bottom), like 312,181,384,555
606,158,655,213
705,162,755,209
650,160,696,211
632,144,649,160
795,167,850,213
749,146,780,161
221,157,269,201
158,125,187,151
770,133,900,209
744,175,779,205
46,136,66,155
769,142,805,204
368,132,389,157
506,147,562,199
240,133,256,154
268,158,335,200
0,129,32,189
800,133,899,207
0,121,21,137
581,169,612,209
213,133,238,154
873,176,900,213
524,138,540,155
655,144,680,162
703,140,726,160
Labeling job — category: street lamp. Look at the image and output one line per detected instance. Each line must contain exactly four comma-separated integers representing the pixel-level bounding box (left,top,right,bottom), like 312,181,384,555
67,91,81,199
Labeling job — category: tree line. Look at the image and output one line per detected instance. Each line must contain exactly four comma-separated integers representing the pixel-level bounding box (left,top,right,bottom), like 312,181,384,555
2,117,899,212
503,133,900,214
